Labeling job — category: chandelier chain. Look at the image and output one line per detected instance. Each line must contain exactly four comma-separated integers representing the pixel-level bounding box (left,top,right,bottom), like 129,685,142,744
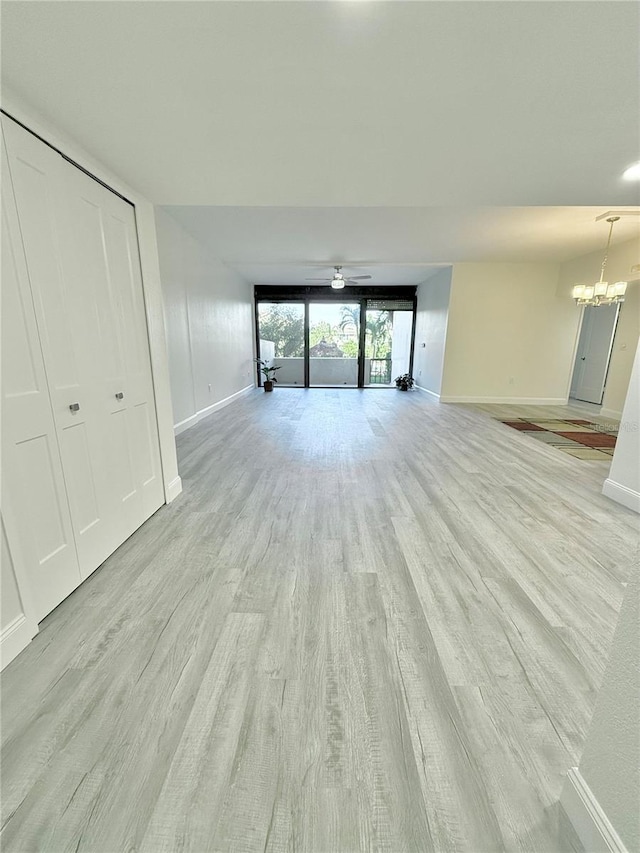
599,216,619,284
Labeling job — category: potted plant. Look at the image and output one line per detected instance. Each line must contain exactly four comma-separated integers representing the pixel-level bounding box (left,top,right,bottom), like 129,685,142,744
394,373,415,391
255,358,281,392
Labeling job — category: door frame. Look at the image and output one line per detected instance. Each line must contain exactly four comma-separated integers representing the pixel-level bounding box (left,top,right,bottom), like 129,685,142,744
570,303,621,405
255,285,418,389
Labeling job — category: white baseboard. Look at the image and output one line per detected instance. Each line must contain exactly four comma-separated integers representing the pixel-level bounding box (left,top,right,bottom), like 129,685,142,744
174,385,255,436
414,384,441,401
600,408,623,421
560,768,628,853
438,395,568,405
165,475,183,503
1,614,38,671
602,478,640,514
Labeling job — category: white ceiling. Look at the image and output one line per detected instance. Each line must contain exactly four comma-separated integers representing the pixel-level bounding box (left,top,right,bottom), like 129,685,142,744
3,2,639,287
2,1,639,208
164,205,640,285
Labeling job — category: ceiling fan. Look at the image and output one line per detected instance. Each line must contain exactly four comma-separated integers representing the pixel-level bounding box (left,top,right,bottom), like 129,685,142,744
305,266,372,290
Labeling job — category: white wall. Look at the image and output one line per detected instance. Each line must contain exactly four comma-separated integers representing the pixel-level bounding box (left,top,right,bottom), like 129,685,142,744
413,268,452,397
155,208,255,434
557,238,639,419
562,573,640,852
390,311,413,380
440,262,575,403
602,339,640,513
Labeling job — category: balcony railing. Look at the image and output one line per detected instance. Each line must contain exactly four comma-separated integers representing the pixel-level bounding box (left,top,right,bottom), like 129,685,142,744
265,356,396,386
369,358,392,384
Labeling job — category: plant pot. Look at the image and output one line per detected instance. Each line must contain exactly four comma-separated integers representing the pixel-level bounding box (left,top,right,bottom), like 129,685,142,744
263,380,274,392
399,386,408,391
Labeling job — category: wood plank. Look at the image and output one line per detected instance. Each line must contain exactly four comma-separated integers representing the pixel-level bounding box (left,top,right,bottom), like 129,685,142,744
3,389,636,851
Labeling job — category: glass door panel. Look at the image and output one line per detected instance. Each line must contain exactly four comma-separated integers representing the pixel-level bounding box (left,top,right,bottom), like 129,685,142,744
257,302,305,386
364,309,392,385
309,303,359,387
364,308,413,386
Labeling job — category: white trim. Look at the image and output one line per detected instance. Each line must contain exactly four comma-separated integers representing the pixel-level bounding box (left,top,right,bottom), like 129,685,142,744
565,305,586,402
602,478,640,514
560,768,629,853
174,385,255,436
1,89,180,507
0,614,38,671
438,395,568,405
165,476,183,503
0,510,39,672
414,384,441,401
600,407,623,421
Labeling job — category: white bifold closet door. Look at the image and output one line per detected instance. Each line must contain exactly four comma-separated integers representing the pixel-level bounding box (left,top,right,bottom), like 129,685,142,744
1,136,82,620
2,116,164,621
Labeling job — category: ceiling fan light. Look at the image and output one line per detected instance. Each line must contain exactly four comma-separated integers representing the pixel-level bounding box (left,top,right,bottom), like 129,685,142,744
331,279,345,289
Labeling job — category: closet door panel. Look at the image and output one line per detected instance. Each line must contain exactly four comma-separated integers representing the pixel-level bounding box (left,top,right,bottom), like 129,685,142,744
1,136,81,621
131,401,156,488
69,190,126,389
58,422,102,537
2,117,118,579
60,160,163,535
60,162,142,538
14,436,68,565
4,138,80,396
102,199,164,517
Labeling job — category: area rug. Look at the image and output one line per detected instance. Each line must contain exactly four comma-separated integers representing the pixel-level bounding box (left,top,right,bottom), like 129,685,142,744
497,418,618,460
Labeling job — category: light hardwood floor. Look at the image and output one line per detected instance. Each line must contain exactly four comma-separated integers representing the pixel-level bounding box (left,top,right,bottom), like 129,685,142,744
2,389,637,852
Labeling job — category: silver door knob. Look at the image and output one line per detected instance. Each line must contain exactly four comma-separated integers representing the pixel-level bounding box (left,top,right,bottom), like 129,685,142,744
69,403,80,412
115,392,124,400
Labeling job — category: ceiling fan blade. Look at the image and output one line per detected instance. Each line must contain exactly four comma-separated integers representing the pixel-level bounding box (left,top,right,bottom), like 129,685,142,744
305,277,332,281
346,275,372,281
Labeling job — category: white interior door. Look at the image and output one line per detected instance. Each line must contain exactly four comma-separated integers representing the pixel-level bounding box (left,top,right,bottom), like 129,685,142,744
3,115,164,599
3,117,120,579
60,159,164,540
101,192,165,523
1,134,82,621
570,304,620,405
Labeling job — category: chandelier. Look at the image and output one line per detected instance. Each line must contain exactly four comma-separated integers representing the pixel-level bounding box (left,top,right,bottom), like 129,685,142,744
572,216,628,307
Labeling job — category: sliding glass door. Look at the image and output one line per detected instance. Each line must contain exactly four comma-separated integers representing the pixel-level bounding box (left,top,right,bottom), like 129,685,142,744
309,302,359,387
255,289,416,389
257,302,305,386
